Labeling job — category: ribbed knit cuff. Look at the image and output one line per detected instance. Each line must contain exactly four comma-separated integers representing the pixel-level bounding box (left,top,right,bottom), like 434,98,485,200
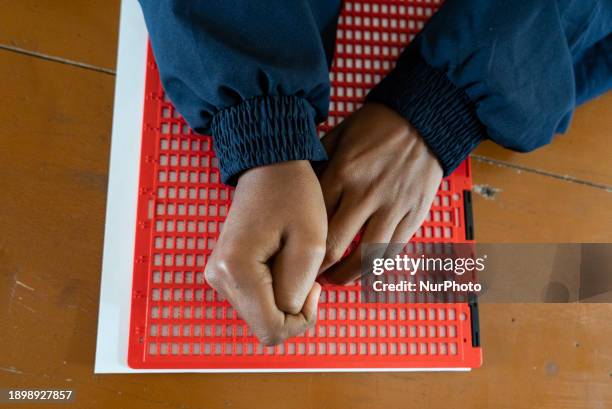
211,95,328,186
366,47,486,176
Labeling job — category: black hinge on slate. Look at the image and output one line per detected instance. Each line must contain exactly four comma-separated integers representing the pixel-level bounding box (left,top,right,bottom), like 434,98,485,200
463,190,474,240
468,293,481,347
464,189,479,347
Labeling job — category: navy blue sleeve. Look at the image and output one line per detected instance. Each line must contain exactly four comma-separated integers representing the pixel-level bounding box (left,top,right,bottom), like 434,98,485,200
139,0,340,185
574,33,612,106
367,0,612,176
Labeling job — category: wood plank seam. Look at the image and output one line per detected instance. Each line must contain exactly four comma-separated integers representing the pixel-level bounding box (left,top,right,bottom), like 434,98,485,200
0,43,115,76
471,154,612,192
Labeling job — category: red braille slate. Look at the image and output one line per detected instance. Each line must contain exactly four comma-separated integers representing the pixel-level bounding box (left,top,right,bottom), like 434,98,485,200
128,0,482,370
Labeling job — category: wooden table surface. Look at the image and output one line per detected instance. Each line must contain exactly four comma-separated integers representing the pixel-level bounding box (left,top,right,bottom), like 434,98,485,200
1,2,611,408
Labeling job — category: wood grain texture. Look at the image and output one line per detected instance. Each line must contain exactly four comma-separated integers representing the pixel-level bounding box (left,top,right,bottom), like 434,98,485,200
1,39,612,409
471,159,612,242
474,92,612,188
0,0,120,70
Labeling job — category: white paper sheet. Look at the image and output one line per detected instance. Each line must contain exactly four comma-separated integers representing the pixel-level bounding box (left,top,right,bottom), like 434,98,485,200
94,0,147,373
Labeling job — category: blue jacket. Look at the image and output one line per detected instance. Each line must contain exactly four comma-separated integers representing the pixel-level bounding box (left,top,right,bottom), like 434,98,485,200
139,0,612,185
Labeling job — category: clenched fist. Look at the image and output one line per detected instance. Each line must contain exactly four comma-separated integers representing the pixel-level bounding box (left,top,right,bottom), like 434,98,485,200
205,160,327,345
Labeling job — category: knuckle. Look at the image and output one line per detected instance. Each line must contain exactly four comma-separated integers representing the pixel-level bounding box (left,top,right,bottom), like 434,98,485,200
324,245,345,265
204,254,242,289
258,328,284,347
304,240,327,261
276,295,303,316
203,267,220,288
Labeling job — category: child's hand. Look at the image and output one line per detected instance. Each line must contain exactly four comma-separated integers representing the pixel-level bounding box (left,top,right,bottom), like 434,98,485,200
204,160,326,345
318,103,443,284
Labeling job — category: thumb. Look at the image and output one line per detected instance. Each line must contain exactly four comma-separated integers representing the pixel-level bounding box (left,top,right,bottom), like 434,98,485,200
279,281,322,342
300,281,322,323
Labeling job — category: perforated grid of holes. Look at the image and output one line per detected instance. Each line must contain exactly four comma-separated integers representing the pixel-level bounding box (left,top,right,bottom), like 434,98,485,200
131,0,479,368
319,0,441,133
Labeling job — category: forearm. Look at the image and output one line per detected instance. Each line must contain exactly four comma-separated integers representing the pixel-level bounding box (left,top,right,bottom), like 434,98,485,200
139,0,340,184
368,0,612,176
